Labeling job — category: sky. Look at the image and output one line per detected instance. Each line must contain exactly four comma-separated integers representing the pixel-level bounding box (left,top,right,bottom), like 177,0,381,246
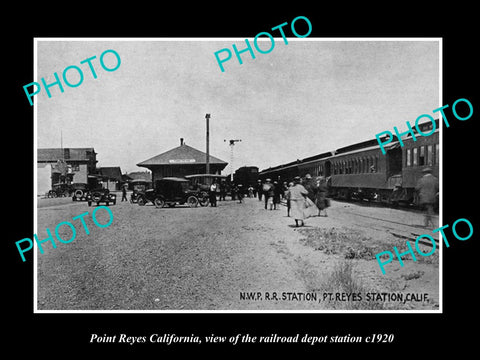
36,39,440,175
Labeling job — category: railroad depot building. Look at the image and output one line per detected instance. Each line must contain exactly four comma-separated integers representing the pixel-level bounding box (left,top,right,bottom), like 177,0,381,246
37,147,98,196
137,138,228,184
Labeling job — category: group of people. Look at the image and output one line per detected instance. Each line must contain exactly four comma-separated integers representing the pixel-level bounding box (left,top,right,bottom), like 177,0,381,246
258,174,330,227
208,180,250,206
257,179,285,210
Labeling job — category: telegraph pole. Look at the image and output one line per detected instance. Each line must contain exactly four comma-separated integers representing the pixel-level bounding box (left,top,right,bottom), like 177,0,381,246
224,139,241,182
205,113,210,174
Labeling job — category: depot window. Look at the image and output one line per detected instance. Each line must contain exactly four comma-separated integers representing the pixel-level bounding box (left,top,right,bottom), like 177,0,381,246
413,148,418,166
406,149,412,167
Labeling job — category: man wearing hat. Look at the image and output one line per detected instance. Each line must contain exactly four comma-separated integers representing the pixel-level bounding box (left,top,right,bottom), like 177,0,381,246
415,167,439,227
302,173,316,202
263,178,275,210
256,179,263,201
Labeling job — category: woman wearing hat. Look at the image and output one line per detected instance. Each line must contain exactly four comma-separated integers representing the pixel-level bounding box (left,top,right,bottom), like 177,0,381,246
314,176,329,217
289,176,309,227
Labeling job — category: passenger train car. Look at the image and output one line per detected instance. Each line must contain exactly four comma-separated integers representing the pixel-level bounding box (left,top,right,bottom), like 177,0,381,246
233,166,259,187
259,120,439,206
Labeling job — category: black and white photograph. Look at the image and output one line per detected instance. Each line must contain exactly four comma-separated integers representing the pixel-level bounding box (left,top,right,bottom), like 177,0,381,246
6,7,478,354
33,38,441,312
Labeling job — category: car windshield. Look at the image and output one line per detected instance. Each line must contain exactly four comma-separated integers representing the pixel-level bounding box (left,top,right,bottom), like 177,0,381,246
180,182,190,192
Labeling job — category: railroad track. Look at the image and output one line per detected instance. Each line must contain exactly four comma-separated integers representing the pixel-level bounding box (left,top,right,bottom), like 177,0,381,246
340,209,441,248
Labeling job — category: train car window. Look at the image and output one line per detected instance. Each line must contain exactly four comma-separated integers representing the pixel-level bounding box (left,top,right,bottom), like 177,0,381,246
406,149,411,167
413,148,418,166
427,145,433,166
419,146,425,166
375,156,379,172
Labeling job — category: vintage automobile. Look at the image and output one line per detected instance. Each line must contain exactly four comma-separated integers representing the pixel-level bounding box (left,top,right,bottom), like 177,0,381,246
129,179,152,203
47,183,71,198
137,177,204,208
87,188,117,206
71,183,89,201
184,174,227,206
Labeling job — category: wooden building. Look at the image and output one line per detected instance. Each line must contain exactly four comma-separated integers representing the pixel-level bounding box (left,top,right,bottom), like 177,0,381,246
37,147,97,195
137,138,228,184
96,166,123,190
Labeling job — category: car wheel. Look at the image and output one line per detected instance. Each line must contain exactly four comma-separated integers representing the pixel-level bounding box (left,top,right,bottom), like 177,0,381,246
199,192,209,207
92,193,102,202
138,196,146,206
74,189,84,199
154,198,165,208
187,196,199,208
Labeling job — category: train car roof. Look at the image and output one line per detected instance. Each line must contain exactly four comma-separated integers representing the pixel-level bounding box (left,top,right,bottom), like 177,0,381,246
260,139,398,174
259,120,439,175
184,174,227,178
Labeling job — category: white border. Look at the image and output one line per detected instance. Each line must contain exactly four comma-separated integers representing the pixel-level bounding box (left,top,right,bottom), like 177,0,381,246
33,37,443,314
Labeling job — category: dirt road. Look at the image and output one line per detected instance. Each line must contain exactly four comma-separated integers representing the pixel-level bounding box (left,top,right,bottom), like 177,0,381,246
36,195,439,311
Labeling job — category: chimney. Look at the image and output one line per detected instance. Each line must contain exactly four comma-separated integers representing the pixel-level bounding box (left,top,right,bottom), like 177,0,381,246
180,138,184,146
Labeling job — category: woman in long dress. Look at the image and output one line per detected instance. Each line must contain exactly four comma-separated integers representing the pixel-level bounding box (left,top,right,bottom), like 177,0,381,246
315,176,329,217
289,176,309,227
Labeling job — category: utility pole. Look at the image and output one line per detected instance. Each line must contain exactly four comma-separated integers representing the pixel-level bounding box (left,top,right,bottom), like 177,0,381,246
224,139,241,182
205,113,210,174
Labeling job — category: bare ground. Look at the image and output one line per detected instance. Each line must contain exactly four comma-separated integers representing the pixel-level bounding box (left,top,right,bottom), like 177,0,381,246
36,194,440,311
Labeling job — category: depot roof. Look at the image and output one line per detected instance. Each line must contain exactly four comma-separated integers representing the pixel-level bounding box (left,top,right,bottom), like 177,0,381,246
137,143,228,167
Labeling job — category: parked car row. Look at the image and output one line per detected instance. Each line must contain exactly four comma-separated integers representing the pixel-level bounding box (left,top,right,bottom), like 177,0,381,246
46,176,221,209
136,177,208,208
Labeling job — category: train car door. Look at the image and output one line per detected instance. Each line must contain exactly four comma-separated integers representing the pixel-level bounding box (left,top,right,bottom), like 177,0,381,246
324,161,331,177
